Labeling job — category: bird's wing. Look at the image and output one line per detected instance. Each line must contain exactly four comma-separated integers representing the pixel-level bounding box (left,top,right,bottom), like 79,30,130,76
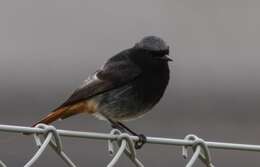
31,50,142,126
57,50,141,109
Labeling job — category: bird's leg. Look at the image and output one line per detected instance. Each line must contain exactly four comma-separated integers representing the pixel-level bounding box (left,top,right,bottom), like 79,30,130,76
117,122,147,149
117,122,138,136
108,118,125,132
108,119,147,149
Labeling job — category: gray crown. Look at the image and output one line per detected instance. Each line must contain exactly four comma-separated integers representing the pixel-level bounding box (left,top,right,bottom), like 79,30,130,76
135,36,169,51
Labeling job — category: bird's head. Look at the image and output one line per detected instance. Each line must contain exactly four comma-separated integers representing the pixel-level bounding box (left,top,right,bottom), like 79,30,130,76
134,36,172,62
131,36,172,71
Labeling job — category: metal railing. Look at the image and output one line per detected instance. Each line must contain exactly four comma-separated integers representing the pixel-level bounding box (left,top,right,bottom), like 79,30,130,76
1,124,260,167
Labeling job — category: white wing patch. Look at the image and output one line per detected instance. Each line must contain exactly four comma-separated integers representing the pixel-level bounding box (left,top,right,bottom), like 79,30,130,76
79,72,100,89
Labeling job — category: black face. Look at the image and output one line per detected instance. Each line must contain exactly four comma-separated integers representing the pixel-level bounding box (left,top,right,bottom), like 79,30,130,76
147,48,172,62
130,47,172,71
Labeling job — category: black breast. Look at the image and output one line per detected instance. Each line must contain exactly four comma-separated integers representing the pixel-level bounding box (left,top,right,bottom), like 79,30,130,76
130,48,170,104
124,48,171,112
135,65,170,111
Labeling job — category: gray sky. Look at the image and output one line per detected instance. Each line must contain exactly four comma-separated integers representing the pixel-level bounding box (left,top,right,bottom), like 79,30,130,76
0,0,260,166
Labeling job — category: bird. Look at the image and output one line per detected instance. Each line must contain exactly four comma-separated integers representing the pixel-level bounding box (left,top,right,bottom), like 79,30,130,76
32,36,172,148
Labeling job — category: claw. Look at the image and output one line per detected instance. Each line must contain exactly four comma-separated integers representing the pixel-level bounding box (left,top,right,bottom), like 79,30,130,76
135,134,147,149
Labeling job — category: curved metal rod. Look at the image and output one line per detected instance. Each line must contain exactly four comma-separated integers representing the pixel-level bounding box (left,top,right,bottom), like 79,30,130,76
182,134,214,167
0,160,7,167
118,133,137,158
123,147,144,167
32,124,76,167
107,139,127,167
119,134,143,167
107,130,144,167
34,124,63,152
24,132,53,167
108,129,122,155
185,146,201,167
193,139,214,167
49,140,77,167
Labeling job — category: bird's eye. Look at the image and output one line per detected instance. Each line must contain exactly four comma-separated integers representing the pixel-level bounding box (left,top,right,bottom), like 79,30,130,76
150,49,169,57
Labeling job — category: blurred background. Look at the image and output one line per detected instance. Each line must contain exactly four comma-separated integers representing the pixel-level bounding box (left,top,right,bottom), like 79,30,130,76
0,0,260,166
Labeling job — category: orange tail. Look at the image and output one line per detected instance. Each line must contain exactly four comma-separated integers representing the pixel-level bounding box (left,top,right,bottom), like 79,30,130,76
32,101,91,127
32,107,68,127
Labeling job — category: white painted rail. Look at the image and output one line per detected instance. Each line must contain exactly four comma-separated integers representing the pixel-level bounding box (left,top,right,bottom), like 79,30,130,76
1,124,260,166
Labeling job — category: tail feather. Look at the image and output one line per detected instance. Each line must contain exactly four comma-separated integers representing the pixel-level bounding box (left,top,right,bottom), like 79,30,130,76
32,107,68,127
32,101,90,127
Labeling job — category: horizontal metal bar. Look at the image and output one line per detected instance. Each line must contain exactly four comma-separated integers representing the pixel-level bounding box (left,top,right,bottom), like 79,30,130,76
1,124,260,152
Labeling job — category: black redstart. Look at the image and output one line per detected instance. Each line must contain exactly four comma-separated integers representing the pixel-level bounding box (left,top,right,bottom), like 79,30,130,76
33,36,172,148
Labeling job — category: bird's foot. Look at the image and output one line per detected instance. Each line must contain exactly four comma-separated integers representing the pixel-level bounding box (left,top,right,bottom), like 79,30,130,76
109,120,147,149
134,134,147,149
